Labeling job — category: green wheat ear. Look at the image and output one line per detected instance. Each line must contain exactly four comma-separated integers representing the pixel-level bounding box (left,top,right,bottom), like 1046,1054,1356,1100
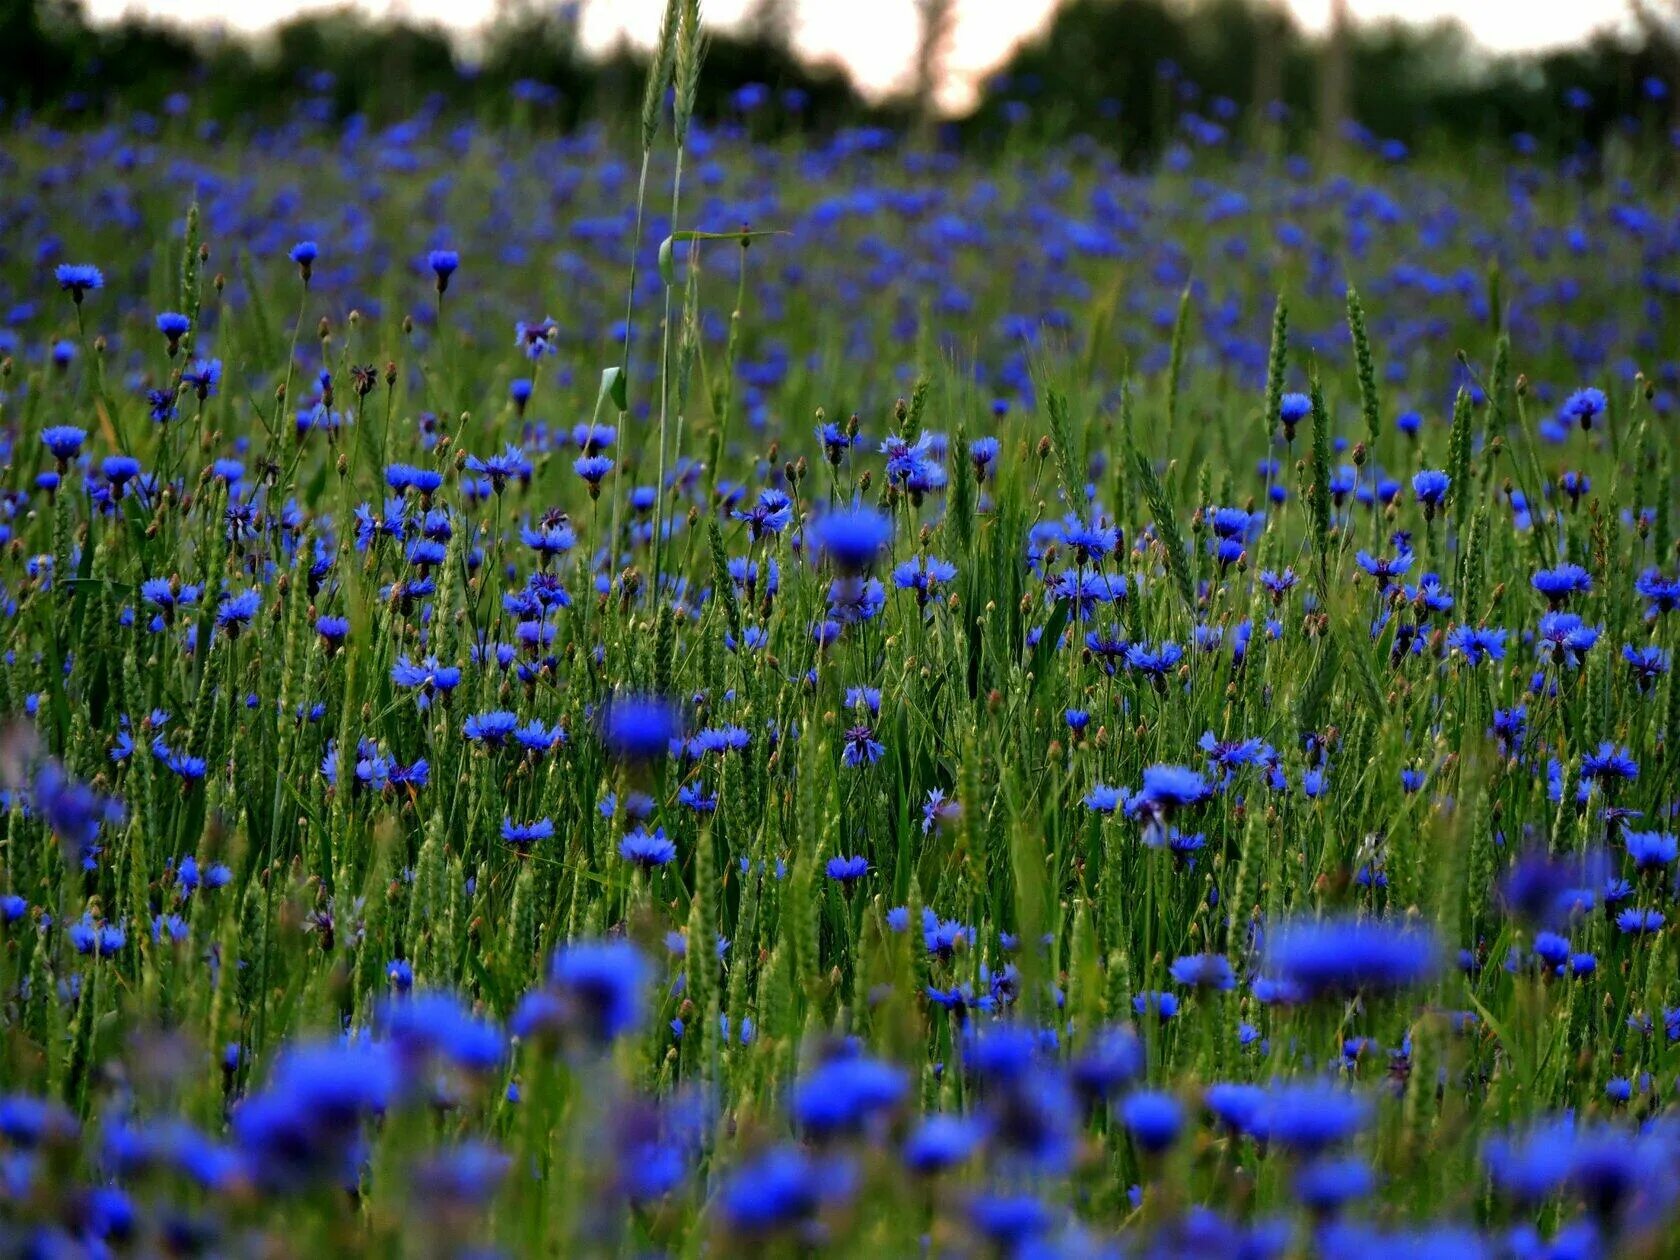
674,0,705,145
641,0,681,154
1166,281,1191,434
1263,291,1288,444
1346,284,1381,459
1308,369,1332,593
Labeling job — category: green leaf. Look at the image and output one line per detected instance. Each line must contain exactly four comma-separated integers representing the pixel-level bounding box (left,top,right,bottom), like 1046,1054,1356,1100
599,364,628,413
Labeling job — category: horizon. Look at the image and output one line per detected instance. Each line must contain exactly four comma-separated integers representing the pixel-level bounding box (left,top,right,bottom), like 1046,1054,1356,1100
79,0,1631,113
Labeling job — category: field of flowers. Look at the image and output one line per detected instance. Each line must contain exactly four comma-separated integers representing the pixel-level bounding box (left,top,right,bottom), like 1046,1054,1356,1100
4,10,1680,1255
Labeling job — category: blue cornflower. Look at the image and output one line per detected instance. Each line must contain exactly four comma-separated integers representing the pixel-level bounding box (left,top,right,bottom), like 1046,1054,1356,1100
902,1115,983,1172
1560,387,1606,431
1081,786,1122,813
879,432,938,486
815,421,853,464
156,311,190,350
427,248,459,292
968,1194,1053,1250
1560,469,1591,506
1130,765,1211,819
463,712,514,749
1446,625,1506,666
181,358,221,399
55,264,104,301
1355,549,1413,585
377,993,504,1073
845,686,880,714
842,725,884,768
69,913,126,956
1617,908,1666,935
0,1094,77,1146
687,726,751,757
1484,1121,1579,1203
1259,567,1299,601
791,1056,906,1136
922,787,961,834
1050,568,1127,619
574,455,613,494
1580,742,1638,784
1121,1091,1183,1154
572,421,615,453
501,817,554,848
1624,644,1671,692
1532,932,1570,969
925,983,995,1020
814,506,893,572
1636,567,1680,619
1401,573,1453,616
1169,952,1236,990
1294,1157,1375,1213
733,489,793,539
1247,1084,1371,1152
1278,391,1311,437
619,827,676,868
390,655,463,708
1208,506,1255,541
1166,828,1206,861
921,909,970,960
1531,563,1593,607
1411,469,1450,513
891,555,958,605
102,455,142,496
230,1038,397,1194
465,443,531,493
825,855,870,884
1263,915,1440,997
600,695,683,763
288,240,318,281
537,938,649,1045
678,782,718,812
1068,1027,1144,1102
41,426,87,463
1536,612,1601,668
147,387,179,422
717,1146,845,1235
512,720,563,755
515,318,557,359
315,614,350,650
214,589,261,637
969,435,1000,478
1125,640,1183,677
1061,515,1120,564
1625,830,1677,870
1199,730,1265,776
961,1023,1038,1082
1132,990,1179,1021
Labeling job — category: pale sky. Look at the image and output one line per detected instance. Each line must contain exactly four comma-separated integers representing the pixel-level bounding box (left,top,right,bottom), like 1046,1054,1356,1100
83,0,1632,111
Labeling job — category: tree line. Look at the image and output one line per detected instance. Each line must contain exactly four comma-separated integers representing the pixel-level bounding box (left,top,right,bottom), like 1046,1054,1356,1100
3,0,1675,161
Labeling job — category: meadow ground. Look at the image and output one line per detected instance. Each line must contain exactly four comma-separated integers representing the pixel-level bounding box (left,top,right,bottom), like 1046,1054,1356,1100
2,56,1680,1258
